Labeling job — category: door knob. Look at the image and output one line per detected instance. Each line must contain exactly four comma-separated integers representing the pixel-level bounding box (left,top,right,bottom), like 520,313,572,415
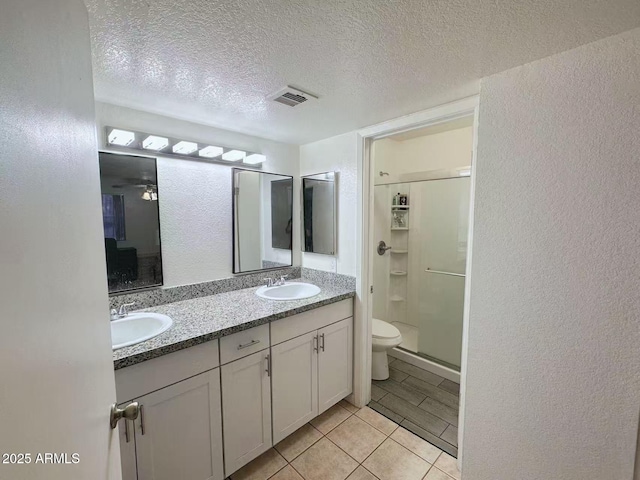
110,402,140,429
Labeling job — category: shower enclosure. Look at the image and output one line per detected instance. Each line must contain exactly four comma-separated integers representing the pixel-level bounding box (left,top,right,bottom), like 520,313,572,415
373,171,470,371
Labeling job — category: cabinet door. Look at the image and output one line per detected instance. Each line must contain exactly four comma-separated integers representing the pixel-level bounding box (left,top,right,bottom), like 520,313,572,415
118,413,137,480
318,318,353,414
134,369,224,480
271,331,318,443
221,349,272,475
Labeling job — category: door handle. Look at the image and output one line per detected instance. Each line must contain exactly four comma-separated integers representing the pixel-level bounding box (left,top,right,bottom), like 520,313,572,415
140,404,146,435
110,402,139,430
313,335,318,352
265,354,271,377
320,333,325,352
238,339,260,350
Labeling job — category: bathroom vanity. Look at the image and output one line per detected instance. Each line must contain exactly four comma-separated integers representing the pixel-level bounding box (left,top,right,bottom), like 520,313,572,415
113,280,354,480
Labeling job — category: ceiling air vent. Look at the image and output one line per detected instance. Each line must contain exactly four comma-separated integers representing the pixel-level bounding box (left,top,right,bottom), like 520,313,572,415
268,86,318,107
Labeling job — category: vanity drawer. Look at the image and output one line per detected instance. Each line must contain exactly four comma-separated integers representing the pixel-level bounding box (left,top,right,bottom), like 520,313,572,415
220,324,270,365
271,299,353,345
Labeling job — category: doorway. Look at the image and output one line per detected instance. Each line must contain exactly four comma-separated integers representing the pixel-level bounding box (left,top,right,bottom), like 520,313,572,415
355,97,479,463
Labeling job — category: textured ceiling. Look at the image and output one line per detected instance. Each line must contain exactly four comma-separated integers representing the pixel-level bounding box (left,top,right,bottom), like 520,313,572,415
85,0,640,145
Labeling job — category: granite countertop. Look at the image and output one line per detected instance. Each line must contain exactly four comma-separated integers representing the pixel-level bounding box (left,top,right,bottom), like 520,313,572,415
113,277,355,369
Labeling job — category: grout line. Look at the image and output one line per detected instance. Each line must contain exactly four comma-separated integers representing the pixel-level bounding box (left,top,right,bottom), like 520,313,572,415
274,426,324,464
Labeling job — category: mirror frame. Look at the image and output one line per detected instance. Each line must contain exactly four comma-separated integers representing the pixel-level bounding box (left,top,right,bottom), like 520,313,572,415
99,150,164,296
301,171,337,256
231,167,294,275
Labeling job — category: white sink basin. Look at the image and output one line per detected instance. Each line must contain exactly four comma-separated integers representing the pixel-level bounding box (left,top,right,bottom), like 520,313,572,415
111,312,173,350
256,282,321,301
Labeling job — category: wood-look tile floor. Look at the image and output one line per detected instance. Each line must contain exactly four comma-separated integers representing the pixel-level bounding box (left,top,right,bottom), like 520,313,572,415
369,358,460,458
229,400,461,480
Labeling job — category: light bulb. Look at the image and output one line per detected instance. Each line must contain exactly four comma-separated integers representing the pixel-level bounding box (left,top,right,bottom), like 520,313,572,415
142,135,169,151
244,154,266,164
172,141,198,155
107,129,135,146
222,150,245,161
198,146,224,158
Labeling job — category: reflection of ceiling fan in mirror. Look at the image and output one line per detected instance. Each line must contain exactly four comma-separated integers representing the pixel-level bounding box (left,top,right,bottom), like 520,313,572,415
111,180,158,201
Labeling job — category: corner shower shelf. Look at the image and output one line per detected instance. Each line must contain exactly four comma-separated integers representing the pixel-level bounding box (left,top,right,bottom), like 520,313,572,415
390,271,407,276
390,249,408,254
391,227,409,231
389,295,405,302
392,206,410,210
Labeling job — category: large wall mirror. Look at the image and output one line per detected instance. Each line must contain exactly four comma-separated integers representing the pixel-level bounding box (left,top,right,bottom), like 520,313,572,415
233,168,293,274
302,172,337,255
99,152,163,294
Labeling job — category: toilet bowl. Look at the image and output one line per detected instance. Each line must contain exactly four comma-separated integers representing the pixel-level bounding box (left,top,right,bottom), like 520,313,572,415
371,319,403,380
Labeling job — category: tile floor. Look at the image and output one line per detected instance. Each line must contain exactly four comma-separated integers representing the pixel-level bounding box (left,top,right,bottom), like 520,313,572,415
229,400,461,480
369,358,460,458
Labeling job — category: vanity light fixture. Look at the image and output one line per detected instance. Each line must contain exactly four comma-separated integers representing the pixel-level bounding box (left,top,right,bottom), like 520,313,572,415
104,126,266,168
142,135,169,151
198,145,224,158
141,185,158,201
107,129,135,147
221,150,246,162
244,153,266,165
172,141,198,155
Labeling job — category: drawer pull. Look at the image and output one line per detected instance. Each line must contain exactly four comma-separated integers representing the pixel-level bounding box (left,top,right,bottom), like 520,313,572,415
237,339,260,350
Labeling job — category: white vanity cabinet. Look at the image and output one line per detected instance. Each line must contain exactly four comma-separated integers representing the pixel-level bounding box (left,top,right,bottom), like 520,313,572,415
135,369,224,480
115,341,224,480
271,300,353,443
271,331,319,443
115,298,354,480
317,318,353,413
221,349,272,474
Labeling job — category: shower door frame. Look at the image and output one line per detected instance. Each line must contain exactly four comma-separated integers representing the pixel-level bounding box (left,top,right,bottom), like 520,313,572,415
354,95,479,467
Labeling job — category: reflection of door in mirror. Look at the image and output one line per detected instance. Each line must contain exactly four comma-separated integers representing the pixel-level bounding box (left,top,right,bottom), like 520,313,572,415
233,169,293,274
302,172,336,255
99,152,163,294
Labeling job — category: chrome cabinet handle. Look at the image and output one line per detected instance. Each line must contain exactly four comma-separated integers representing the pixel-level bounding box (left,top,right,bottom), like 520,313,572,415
140,404,145,436
320,333,325,352
313,336,318,352
265,354,271,377
238,339,260,350
110,402,139,429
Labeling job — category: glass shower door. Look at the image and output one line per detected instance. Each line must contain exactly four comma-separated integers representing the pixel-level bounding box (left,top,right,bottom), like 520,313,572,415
407,177,470,370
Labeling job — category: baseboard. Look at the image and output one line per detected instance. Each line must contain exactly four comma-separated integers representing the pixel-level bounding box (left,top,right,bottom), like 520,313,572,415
388,348,460,383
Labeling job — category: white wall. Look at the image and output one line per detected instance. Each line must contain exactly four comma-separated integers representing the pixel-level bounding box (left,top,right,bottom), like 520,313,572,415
96,102,300,287
373,126,473,185
463,27,640,479
0,1,120,478
300,131,359,276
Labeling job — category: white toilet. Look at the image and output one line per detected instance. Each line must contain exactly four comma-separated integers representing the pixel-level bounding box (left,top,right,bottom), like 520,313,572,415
372,318,403,380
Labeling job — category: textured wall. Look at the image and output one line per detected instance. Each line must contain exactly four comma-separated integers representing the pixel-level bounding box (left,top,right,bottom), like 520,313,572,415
463,28,640,479
300,132,358,276
96,103,300,287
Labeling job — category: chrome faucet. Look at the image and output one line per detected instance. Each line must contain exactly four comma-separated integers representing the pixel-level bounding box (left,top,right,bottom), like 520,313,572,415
110,302,135,321
263,275,288,287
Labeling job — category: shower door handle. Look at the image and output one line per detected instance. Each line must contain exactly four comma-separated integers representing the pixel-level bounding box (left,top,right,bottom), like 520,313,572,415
377,241,392,256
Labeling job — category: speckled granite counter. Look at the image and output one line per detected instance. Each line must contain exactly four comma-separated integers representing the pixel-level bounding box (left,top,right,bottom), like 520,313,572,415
113,275,355,370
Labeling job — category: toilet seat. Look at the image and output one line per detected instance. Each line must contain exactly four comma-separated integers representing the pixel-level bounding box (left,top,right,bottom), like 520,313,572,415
372,318,401,340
